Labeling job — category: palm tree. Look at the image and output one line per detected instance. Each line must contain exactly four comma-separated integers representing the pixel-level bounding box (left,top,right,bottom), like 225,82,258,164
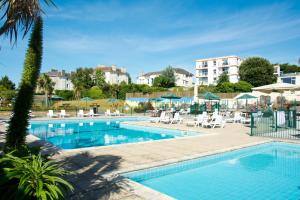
37,73,54,107
0,0,54,44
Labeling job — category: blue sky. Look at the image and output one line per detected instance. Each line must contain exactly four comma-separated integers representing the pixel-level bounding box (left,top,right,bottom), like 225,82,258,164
1,0,300,84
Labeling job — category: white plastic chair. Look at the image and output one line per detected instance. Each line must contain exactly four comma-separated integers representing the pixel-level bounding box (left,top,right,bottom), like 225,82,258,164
47,110,57,118
171,112,183,124
211,115,225,128
77,109,85,117
150,111,166,123
59,110,69,118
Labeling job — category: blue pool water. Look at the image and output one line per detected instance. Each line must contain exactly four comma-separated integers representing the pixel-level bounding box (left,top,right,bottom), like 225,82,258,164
29,118,198,149
125,142,300,200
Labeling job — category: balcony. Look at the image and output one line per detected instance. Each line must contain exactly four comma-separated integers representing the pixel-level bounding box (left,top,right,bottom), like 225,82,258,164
197,73,208,77
196,65,208,69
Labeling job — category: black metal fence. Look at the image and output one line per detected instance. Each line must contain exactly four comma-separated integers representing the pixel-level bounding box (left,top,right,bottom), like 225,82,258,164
250,110,299,140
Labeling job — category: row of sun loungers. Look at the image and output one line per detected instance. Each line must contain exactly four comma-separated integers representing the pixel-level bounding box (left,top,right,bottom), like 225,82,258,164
46,109,124,118
150,111,183,124
150,110,258,129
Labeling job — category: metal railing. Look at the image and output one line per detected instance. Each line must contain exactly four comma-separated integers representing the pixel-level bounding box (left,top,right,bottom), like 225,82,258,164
250,110,299,140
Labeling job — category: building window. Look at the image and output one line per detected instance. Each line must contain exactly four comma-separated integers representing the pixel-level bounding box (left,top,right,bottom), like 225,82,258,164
281,77,296,84
203,61,208,67
213,60,216,66
213,69,216,74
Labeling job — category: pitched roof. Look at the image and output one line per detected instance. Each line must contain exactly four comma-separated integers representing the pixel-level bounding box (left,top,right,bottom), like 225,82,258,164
46,69,70,78
96,66,127,75
140,68,193,77
173,68,193,76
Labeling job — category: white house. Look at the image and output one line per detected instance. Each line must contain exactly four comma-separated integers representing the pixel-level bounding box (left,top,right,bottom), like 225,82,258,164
195,55,242,86
277,72,300,85
137,68,194,87
45,69,73,91
95,65,129,84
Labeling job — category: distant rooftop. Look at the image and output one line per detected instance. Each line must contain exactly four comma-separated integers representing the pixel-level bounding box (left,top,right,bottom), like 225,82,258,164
95,65,127,75
45,69,71,78
196,55,241,62
141,68,193,77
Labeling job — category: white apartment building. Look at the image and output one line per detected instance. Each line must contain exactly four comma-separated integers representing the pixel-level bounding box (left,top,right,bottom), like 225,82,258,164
95,65,129,84
45,69,73,91
278,72,300,85
137,68,194,87
195,55,242,86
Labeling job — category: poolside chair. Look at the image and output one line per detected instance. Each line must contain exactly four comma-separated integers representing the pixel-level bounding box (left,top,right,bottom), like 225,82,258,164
241,116,251,124
211,115,225,128
186,114,202,127
211,111,218,120
201,116,211,128
29,110,35,118
195,114,205,127
171,112,183,124
150,111,166,123
77,109,87,117
105,109,115,116
115,110,124,116
59,110,70,118
87,109,100,117
233,112,242,123
47,110,58,118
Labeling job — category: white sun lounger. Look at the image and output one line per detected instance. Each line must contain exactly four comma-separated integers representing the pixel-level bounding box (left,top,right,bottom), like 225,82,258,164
114,110,124,116
170,112,183,124
47,110,58,118
202,115,225,128
88,109,100,117
150,111,166,123
77,109,88,117
59,110,70,118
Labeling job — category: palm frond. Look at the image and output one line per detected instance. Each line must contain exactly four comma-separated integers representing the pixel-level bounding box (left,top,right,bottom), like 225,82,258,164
0,0,55,44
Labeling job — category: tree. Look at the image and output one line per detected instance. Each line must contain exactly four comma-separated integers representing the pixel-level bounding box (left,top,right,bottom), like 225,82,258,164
153,66,176,88
6,17,43,149
110,84,120,99
71,68,94,99
239,57,276,87
217,72,229,86
127,73,132,84
0,76,15,90
55,90,74,100
278,63,300,73
0,0,54,44
37,73,54,107
86,86,103,99
94,69,106,88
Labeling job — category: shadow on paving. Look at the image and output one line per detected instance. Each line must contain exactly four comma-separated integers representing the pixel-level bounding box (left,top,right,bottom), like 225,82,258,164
58,152,132,200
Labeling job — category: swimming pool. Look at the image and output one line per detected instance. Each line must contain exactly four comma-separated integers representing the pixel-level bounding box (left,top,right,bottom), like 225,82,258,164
29,118,199,149
125,142,300,200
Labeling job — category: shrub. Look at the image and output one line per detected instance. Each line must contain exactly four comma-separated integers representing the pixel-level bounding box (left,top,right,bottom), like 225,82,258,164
133,102,154,113
55,90,74,100
86,86,103,99
216,82,235,93
234,81,253,92
0,151,73,200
